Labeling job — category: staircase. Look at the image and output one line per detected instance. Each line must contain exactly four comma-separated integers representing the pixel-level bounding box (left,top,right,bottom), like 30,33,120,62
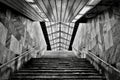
10,58,106,80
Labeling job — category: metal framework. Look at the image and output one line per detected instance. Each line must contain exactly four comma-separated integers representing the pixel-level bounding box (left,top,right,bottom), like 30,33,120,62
23,0,100,50
51,42,69,46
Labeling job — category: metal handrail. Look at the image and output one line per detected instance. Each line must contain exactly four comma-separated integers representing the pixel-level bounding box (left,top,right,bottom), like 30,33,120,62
88,51,120,73
72,47,120,73
0,49,32,69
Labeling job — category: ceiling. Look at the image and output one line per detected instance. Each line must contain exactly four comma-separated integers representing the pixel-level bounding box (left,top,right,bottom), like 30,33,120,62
0,0,101,50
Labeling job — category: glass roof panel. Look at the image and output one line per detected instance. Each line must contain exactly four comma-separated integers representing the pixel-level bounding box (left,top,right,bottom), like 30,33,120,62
55,38,59,43
70,23,75,27
68,35,71,40
61,33,64,38
50,40,53,44
66,41,69,45
56,33,59,38
47,27,52,34
64,34,67,39
61,25,68,33
53,34,56,39
45,22,50,27
52,27,56,33
49,35,52,40
57,43,59,47
68,28,72,34
45,22,74,50
61,39,64,43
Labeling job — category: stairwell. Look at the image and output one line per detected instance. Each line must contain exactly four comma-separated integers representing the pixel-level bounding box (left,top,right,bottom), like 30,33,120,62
9,51,106,80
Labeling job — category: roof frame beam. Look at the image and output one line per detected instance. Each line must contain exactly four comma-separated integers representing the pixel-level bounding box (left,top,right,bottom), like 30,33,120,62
46,22,60,27
48,31,71,36
61,22,74,28
52,46,68,50
50,37,69,41
51,42,69,46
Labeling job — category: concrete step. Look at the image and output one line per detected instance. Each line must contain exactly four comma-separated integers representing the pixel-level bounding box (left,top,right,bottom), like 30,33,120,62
17,69,98,73
11,75,105,79
14,72,101,76
10,58,106,80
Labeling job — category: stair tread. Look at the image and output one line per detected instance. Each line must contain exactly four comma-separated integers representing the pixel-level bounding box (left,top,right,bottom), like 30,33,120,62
12,75,105,79
10,58,106,80
18,69,97,72
13,73,102,77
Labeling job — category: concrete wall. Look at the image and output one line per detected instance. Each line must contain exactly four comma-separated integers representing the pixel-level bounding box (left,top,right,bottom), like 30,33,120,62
0,3,46,79
27,21,47,57
73,5,120,80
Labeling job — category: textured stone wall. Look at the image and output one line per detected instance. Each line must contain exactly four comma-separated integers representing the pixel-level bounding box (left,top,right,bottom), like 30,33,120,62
26,21,47,57
73,6,120,79
0,3,46,63
0,3,46,79
73,6,120,70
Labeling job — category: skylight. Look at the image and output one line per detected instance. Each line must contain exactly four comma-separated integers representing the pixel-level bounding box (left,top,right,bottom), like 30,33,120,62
45,22,75,50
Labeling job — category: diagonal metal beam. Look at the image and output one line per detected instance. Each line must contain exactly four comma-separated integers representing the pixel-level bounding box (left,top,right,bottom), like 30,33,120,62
42,0,54,21
50,37,70,41
55,0,59,22
46,22,74,28
69,0,89,22
49,0,58,21
48,31,71,36
42,0,55,21
65,0,76,22
66,23,70,48
52,45,68,49
46,22,60,27
51,42,69,46
47,0,56,22
34,0,51,21
61,22,74,28
66,0,82,22
63,0,69,22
